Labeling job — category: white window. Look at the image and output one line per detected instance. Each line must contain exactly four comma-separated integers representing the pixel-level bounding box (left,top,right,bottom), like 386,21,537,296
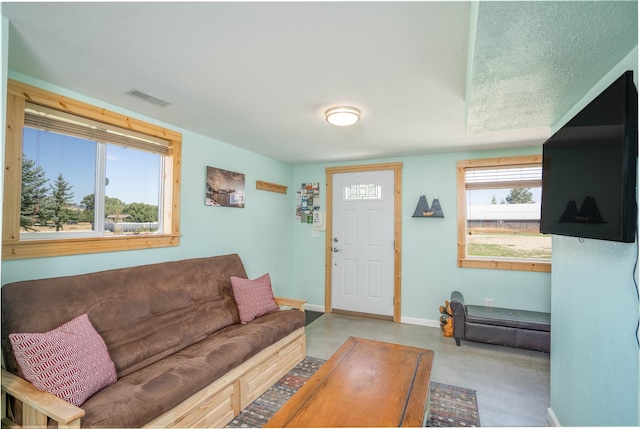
457,155,551,272
3,80,182,259
21,103,166,239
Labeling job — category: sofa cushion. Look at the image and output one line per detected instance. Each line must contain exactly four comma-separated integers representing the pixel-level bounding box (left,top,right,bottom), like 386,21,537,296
2,254,248,380
231,273,280,324
9,314,117,406
79,309,306,428
466,305,551,332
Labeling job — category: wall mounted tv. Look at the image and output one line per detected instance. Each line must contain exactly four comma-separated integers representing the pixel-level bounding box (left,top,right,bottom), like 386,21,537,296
540,70,638,243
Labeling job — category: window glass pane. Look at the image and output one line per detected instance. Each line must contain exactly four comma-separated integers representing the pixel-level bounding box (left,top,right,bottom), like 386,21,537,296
466,187,551,260
21,127,96,235
344,183,382,200
104,145,161,235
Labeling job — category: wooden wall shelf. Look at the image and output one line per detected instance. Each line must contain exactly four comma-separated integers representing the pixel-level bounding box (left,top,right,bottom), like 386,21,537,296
256,180,288,194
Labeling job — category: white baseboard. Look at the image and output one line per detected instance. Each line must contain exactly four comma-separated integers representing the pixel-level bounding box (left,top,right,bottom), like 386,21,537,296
304,303,325,313
400,316,441,328
547,407,560,426
301,307,440,329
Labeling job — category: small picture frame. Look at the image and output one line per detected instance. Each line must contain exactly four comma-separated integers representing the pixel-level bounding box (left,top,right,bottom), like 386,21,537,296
206,166,245,208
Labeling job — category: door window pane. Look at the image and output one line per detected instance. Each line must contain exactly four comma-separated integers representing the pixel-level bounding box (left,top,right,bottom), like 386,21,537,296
344,183,382,200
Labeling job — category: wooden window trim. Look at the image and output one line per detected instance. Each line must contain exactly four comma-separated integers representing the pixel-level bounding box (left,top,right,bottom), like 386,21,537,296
3,80,182,260
457,155,551,273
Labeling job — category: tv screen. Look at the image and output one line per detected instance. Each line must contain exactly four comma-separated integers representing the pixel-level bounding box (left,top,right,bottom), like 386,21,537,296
540,70,638,243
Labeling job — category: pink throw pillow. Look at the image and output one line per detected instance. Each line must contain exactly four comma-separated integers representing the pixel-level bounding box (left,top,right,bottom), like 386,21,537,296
9,313,117,406
231,273,280,324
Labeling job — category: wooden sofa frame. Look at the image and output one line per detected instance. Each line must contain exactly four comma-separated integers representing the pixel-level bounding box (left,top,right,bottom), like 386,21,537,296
1,297,306,429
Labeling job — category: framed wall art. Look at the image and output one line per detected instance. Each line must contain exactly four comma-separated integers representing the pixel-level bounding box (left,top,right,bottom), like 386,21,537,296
206,166,245,208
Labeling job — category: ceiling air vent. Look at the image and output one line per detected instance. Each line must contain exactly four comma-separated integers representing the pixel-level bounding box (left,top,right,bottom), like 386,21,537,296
125,89,171,107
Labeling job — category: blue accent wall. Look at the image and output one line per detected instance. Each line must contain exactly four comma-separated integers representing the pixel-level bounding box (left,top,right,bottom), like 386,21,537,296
292,148,552,321
2,31,638,426
549,49,639,426
1,72,552,320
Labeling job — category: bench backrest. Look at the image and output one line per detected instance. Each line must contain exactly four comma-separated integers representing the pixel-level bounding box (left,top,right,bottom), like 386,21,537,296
1,254,247,378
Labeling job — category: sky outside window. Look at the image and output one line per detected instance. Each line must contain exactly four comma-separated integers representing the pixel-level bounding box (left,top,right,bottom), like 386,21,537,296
23,128,160,207
23,128,95,206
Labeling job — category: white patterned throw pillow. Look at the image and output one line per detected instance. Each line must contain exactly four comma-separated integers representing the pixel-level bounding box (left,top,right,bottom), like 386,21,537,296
9,313,117,406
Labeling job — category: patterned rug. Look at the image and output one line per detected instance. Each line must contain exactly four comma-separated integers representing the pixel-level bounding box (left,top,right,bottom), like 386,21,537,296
427,382,481,427
226,356,480,427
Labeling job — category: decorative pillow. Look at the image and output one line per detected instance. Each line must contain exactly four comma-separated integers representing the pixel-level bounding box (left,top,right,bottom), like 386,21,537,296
231,273,280,324
9,313,117,406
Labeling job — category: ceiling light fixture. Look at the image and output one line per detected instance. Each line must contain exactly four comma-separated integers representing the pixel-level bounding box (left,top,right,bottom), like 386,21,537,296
325,106,360,126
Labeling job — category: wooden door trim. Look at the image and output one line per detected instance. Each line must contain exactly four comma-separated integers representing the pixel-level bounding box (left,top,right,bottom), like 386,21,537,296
325,162,403,323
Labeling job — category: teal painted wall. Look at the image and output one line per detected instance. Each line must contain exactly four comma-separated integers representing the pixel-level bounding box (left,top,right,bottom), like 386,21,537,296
2,11,638,425
1,17,7,266
1,69,553,321
1,72,295,298
292,146,552,321
549,48,639,426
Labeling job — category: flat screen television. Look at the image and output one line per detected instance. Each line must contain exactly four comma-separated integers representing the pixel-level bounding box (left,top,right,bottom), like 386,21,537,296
540,70,638,243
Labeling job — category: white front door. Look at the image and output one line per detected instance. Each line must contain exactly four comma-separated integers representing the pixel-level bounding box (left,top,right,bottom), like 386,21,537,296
331,170,395,316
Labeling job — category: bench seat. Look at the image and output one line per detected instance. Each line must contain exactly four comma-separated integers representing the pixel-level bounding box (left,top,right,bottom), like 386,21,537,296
450,291,550,352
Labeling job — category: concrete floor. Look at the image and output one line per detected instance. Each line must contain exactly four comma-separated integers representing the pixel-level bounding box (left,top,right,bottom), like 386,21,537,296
305,313,550,427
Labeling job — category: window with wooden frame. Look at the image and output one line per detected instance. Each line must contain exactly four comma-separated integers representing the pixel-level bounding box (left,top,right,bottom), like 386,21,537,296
3,80,182,260
457,155,551,272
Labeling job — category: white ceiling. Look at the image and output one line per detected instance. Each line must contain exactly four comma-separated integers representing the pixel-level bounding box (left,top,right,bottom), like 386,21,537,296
2,1,637,165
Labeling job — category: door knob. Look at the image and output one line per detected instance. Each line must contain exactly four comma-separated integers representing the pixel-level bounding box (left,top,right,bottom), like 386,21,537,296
333,247,342,253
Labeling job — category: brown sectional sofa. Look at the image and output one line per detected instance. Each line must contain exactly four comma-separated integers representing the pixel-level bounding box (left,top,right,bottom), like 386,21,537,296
1,254,307,428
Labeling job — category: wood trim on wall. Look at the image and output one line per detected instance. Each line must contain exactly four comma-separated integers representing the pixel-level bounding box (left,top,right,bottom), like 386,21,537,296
256,180,288,194
325,162,403,323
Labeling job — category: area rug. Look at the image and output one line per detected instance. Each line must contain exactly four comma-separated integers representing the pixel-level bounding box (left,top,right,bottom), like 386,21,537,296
305,310,324,326
225,356,480,427
426,382,481,427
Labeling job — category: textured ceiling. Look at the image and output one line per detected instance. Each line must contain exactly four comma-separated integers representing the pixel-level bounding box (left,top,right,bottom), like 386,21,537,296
467,1,638,135
2,1,637,165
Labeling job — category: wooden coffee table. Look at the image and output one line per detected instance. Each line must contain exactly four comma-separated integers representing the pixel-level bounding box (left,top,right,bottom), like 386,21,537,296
265,337,434,427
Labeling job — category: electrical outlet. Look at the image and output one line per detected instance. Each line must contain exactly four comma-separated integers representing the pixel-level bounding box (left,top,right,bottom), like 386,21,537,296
485,298,493,307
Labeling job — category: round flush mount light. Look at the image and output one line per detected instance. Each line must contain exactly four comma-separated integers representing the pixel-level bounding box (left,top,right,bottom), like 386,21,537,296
325,106,360,126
